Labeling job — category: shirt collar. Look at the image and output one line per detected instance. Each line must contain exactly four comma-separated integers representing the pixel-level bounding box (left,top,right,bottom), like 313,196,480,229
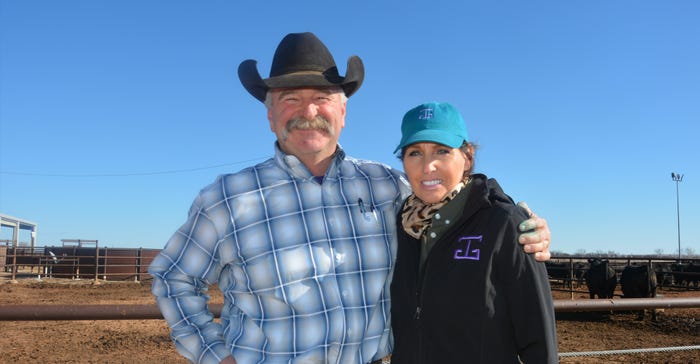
273,142,347,180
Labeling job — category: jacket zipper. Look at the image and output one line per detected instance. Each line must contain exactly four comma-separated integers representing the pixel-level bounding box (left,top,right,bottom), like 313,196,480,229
415,279,424,363
414,235,432,364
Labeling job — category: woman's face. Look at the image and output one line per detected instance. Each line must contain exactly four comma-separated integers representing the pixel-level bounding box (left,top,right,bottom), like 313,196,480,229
402,142,472,204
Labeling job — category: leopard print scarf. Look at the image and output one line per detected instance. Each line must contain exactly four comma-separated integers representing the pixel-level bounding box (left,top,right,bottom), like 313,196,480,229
401,176,470,239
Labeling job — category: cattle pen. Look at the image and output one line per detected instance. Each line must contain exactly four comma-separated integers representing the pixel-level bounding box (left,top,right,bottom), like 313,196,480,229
1,288,699,361
1,242,160,283
545,255,700,298
2,250,700,362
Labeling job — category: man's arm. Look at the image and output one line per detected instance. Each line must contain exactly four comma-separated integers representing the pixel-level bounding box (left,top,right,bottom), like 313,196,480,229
150,269,230,363
149,200,232,363
516,202,551,262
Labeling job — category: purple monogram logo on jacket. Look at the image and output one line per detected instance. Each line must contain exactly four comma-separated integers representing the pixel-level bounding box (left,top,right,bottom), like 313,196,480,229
454,235,482,260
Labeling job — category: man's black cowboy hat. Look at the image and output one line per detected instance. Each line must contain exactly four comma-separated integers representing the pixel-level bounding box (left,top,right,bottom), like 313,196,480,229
238,32,364,102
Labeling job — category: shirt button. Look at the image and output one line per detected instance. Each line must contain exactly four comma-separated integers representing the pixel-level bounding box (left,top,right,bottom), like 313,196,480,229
434,213,441,220
430,232,437,238
445,219,450,225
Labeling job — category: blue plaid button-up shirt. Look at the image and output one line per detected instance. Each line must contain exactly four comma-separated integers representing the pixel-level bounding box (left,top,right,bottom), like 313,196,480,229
149,144,410,364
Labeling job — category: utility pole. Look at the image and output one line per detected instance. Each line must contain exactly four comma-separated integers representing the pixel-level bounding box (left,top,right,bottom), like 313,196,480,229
671,172,684,262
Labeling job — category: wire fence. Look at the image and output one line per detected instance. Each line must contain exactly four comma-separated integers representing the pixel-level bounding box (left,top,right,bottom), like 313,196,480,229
559,345,700,358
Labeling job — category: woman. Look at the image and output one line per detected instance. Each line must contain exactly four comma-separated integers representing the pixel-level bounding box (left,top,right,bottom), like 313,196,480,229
390,102,558,363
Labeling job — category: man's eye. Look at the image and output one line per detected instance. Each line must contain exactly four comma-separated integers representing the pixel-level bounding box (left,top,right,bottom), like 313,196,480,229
437,149,451,155
407,150,421,157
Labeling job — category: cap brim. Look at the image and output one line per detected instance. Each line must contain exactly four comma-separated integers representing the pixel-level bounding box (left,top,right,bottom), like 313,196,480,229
394,130,465,154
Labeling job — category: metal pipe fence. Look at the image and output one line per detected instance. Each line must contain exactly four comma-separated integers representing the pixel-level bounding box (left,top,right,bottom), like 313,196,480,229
1,298,699,359
1,297,699,321
6,250,700,286
3,245,160,282
546,255,700,298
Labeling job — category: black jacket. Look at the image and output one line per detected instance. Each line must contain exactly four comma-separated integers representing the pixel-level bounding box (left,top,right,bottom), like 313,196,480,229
390,174,558,363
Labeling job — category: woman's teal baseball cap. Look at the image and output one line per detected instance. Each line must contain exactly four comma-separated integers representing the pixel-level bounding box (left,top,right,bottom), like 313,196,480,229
394,102,469,154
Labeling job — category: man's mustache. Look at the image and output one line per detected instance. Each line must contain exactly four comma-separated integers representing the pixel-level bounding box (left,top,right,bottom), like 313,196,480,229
286,116,333,134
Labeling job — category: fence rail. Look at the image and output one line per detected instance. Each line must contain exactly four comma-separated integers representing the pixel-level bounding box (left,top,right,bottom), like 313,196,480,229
2,245,159,282
5,249,700,286
1,297,699,321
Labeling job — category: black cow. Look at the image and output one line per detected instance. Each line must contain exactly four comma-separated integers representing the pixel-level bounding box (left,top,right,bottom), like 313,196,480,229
545,261,570,287
620,264,658,320
654,262,674,288
573,262,587,287
672,263,700,289
546,261,586,288
685,263,700,288
584,259,617,299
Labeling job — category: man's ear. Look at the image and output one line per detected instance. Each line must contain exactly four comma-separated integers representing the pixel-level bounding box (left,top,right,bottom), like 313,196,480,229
267,108,275,132
339,98,347,128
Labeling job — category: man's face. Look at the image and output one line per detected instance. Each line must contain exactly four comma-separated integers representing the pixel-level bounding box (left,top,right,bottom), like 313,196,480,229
267,87,347,160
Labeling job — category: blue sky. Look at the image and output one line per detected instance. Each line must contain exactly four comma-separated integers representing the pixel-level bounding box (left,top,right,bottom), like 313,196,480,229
1,1,698,255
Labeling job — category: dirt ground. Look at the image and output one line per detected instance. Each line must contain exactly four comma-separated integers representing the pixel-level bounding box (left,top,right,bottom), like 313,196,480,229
0,276,698,364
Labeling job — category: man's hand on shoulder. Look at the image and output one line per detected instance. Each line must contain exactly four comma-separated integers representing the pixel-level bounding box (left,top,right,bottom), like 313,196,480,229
517,202,551,262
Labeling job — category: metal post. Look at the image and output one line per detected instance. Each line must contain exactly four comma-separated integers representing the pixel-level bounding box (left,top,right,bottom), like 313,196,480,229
95,241,100,283
671,173,683,262
11,224,18,281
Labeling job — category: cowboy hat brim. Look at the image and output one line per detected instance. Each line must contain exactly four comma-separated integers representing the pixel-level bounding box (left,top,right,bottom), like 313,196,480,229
238,56,364,103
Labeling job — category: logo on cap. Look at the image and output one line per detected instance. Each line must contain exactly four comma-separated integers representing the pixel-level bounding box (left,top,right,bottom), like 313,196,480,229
418,108,434,120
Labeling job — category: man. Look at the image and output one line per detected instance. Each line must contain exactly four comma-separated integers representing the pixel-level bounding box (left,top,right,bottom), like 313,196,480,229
149,32,551,364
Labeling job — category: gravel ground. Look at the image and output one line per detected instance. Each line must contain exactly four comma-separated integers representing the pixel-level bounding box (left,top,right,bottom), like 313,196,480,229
1,276,698,363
